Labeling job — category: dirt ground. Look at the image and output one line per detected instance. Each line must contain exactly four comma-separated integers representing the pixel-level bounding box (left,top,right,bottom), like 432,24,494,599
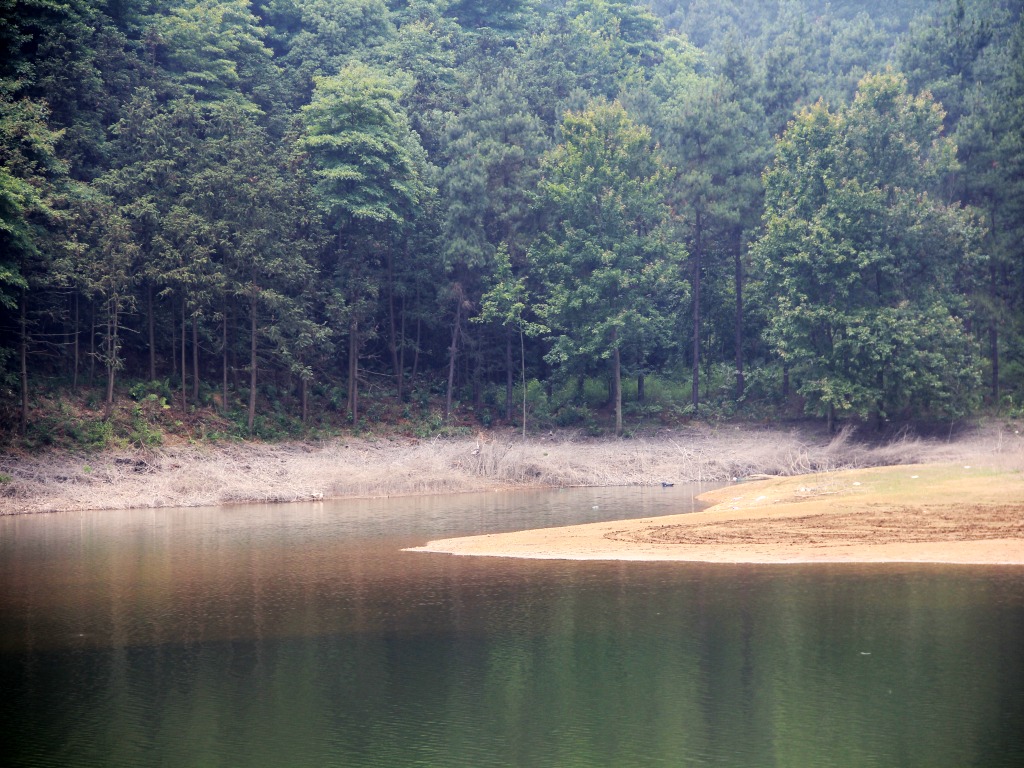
3,423,1022,515
409,463,1024,565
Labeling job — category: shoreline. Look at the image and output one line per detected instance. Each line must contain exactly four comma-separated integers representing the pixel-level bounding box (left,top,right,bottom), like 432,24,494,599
408,463,1024,566
1,423,1022,518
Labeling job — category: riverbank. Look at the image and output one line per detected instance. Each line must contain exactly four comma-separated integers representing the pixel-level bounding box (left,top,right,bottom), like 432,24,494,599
409,462,1024,565
1,422,1021,515
0,421,1019,518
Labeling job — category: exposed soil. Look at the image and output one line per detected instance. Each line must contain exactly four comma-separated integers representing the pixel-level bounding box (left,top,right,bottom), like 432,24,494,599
1,422,1022,521
607,504,1024,547
409,464,1024,565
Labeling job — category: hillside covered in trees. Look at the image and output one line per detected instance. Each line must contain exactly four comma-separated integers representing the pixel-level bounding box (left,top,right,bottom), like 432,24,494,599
1,0,1022,446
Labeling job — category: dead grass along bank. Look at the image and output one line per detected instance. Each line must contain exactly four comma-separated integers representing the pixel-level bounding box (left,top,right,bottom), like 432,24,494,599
1,423,1021,515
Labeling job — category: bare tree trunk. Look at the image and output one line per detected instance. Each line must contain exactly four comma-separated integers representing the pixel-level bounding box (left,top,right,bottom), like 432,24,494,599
248,300,257,434
412,313,421,384
89,302,96,386
221,301,228,414
191,314,200,403
520,327,528,442
989,259,1000,400
181,298,187,412
990,323,999,401
148,284,156,381
471,325,483,413
170,301,177,378
73,292,80,391
506,329,514,421
105,299,119,414
734,242,745,401
612,329,622,437
444,288,463,422
347,319,359,424
301,376,308,425
691,213,703,412
387,245,403,402
637,373,645,403
19,294,28,435
398,296,407,401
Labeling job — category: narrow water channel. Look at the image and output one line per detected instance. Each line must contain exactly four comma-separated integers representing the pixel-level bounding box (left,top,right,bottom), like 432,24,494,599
1,486,1023,767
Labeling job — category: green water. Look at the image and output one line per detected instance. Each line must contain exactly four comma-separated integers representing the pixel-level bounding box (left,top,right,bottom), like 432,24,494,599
1,487,1023,767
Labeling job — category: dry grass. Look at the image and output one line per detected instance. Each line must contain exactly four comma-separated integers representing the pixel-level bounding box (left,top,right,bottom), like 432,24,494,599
1,422,1021,515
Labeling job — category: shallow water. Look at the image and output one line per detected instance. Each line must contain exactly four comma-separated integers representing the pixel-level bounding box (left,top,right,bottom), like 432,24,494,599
1,486,1023,767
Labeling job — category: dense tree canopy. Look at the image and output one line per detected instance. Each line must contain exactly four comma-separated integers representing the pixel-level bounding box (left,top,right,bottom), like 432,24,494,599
753,73,983,427
531,100,684,435
1,0,1021,443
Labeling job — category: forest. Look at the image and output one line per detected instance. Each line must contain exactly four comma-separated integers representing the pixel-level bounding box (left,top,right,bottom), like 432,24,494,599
1,0,1022,446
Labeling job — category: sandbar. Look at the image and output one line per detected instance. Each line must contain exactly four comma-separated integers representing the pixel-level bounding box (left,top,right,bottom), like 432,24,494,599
408,464,1024,564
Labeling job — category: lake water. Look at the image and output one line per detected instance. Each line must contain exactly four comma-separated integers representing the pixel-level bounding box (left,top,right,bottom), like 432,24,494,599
2,486,1023,768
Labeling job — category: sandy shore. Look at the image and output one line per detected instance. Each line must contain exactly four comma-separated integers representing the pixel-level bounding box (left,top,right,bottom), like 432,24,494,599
1,423,1022,519
408,463,1024,565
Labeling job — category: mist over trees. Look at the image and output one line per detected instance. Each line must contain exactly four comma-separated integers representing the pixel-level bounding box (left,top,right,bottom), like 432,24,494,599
1,0,1021,441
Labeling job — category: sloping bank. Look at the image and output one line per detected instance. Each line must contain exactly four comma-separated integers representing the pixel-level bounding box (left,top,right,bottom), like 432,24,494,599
408,463,1024,565
1,424,1021,516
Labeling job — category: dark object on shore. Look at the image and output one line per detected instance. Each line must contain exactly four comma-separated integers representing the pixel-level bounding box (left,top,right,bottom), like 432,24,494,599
661,481,674,487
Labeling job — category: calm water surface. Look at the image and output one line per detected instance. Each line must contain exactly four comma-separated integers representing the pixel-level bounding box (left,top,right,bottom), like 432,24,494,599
2,486,1023,767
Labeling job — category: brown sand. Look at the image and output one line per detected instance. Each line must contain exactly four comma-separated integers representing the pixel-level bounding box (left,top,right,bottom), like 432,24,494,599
408,464,1024,564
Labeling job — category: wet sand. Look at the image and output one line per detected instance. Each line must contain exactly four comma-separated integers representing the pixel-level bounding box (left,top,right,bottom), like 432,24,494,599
408,464,1024,564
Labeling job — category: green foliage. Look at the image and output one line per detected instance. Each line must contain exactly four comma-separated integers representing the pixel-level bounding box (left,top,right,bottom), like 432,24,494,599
752,72,984,424
151,0,276,106
0,0,1018,441
301,62,425,226
531,99,686,434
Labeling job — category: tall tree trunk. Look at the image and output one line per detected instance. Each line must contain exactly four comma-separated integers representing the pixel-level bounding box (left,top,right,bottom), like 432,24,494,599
72,292,80,391
181,298,187,412
301,376,308,425
733,241,745,401
191,314,200,403
148,284,156,381
170,300,177,377
222,300,229,414
990,323,999,402
505,329,514,421
519,325,527,438
637,373,645,403
387,245,403,402
347,319,359,424
19,293,28,435
248,299,257,434
412,313,421,384
444,289,463,422
990,260,1000,400
398,296,407,402
105,298,119,414
472,325,483,413
89,302,96,386
782,362,790,399
612,329,622,437
691,213,703,411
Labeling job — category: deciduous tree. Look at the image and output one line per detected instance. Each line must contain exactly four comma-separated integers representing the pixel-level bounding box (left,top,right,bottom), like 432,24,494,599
531,100,685,435
752,73,983,429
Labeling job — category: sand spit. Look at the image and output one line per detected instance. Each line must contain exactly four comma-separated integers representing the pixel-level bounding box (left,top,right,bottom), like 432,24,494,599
408,464,1024,565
